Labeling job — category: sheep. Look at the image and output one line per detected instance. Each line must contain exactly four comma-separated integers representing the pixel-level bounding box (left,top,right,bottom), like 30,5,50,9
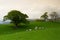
29,29,32,31
34,26,38,30
39,27,42,29
26,29,28,31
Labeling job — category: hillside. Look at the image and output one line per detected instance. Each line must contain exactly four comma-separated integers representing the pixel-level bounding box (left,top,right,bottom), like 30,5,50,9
0,21,60,40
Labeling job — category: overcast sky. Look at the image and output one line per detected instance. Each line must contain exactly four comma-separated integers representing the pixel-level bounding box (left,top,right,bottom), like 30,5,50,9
0,0,60,20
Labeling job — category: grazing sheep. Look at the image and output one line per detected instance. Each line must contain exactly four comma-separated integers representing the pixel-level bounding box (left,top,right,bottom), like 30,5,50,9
39,27,42,29
26,29,28,31
35,26,38,30
29,29,32,31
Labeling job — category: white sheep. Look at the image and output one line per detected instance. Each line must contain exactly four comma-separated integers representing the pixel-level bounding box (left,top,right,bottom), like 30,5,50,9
26,29,28,31
29,29,32,31
39,27,42,29
34,26,38,30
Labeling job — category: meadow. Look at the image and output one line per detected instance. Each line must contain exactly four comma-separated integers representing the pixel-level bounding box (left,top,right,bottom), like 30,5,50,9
0,21,60,40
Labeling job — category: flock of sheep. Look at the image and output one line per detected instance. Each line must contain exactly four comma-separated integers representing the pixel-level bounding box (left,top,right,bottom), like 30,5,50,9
26,26,46,31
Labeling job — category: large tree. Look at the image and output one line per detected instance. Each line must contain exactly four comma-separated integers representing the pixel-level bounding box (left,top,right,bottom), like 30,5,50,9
3,10,29,28
41,12,48,21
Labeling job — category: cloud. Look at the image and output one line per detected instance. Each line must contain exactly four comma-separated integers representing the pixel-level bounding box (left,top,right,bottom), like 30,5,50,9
0,0,60,20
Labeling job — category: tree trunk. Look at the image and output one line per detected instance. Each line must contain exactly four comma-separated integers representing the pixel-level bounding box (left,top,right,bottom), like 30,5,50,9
15,24,19,28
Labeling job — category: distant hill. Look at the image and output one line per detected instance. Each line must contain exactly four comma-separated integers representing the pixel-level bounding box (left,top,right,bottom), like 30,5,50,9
0,20,10,24
27,19,35,21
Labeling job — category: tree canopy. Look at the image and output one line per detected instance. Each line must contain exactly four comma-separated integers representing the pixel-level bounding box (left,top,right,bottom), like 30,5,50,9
50,12,58,21
3,10,29,28
41,12,48,21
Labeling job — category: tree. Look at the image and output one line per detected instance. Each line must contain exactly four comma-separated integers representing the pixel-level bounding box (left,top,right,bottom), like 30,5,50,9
50,12,58,21
3,10,29,28
41,12,48,21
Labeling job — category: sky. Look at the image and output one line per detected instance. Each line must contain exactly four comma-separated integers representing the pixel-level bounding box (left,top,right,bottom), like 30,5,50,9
0,0,60,21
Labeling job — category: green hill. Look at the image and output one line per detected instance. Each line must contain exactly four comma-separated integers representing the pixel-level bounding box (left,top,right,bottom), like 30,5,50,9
0,21,60,40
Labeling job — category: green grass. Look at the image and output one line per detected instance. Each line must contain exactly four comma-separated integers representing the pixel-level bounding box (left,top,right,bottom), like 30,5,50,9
0,21,60,40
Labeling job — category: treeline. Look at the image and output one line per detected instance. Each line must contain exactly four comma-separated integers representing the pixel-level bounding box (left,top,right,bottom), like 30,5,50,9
37,12,60,22
3,10,60,28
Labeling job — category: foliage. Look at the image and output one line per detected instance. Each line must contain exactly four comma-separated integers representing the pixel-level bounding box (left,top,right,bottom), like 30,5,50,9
41,12,48,21
35,19,40,21
50,12,58,21
3,10,29,28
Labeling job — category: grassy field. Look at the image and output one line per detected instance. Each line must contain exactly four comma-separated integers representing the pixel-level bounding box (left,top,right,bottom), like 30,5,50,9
0,21,60,40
